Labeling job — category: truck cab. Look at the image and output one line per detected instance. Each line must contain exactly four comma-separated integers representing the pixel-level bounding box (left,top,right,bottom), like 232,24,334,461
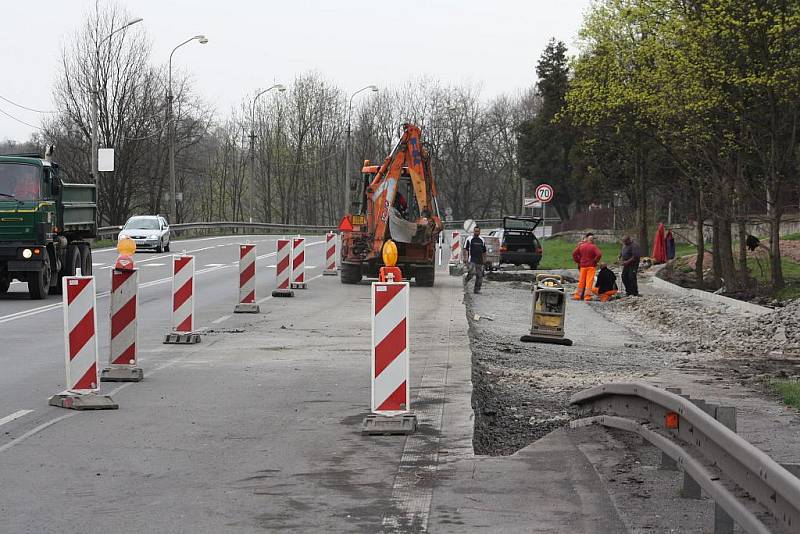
0,152,97,299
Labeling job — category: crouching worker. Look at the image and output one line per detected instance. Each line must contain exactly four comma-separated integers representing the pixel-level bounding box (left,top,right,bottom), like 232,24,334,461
593,263,618,302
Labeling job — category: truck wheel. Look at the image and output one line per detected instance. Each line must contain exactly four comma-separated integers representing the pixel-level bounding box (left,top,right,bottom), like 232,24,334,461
65,244,81,277
415,267,435,287
341,263,362,284
28,263,50,300
78,244,92,276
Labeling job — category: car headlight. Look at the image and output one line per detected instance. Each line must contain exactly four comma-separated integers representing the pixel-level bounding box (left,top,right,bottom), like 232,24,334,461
22,248,32,259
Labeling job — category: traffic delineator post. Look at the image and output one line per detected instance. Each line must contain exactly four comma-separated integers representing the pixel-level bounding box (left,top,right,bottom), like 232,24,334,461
448,231,464,276
49,274,118,410
164,254,201,344
361,280,417,435
272,238,294,297
234,243,260,313
290,237,307,289
450,231,461,263
323,232,337,276
101,268,143,382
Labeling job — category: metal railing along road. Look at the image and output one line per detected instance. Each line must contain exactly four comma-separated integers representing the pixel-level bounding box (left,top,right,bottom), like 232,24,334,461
97,221,336,240
570,382,800,534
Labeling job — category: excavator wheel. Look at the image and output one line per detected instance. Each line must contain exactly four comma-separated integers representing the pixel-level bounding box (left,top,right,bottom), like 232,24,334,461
341,263,362,285
415,267,435,287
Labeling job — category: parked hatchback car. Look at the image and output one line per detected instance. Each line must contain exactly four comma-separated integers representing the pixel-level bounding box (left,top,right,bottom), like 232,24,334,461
488,216,543,269
118,215,171,252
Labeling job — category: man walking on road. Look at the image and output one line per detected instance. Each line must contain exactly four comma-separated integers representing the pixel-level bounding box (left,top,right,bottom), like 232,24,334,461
572,234,602,301
620,235,641,297
464,225,487,294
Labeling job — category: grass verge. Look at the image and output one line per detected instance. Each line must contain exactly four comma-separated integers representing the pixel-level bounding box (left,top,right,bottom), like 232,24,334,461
770,379,800,410
539,238,695,270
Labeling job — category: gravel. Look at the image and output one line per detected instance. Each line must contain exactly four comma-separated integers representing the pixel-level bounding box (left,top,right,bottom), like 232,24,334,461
465,276,674,456
600,292,800,358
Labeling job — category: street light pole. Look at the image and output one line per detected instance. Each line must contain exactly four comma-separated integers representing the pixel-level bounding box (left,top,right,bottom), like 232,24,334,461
249,84,286,223
92,17,143,210
344,85,378,215
167,34,208,224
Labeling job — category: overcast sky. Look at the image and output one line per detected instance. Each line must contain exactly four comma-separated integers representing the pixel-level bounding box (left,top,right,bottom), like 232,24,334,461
0,0,592,142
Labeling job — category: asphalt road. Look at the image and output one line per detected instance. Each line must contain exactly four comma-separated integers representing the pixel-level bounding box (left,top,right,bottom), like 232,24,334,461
0,235,478,533
0,234,327,454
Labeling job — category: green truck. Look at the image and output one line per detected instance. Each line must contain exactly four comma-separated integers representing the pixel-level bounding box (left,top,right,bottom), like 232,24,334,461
0,150,97,299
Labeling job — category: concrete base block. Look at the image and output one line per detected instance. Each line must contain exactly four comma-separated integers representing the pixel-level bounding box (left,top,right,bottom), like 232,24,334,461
520,334,573,346
234,303,260,313
290,282,307,289
163,332,202,344
323,269,338,276
272,289,294,298
361,413,417,435
101,366,144,382
48,392,118,410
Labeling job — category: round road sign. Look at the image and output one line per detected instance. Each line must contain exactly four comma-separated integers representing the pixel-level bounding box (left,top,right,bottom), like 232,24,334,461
535,183,554,203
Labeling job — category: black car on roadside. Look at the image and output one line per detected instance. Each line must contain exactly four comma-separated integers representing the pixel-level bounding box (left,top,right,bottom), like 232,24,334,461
488,216,543,269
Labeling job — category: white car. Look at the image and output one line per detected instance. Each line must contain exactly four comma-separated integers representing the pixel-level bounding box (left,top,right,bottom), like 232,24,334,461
118,215,171,252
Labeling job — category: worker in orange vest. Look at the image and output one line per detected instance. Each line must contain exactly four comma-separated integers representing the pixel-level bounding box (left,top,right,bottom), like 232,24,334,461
572,233,602,301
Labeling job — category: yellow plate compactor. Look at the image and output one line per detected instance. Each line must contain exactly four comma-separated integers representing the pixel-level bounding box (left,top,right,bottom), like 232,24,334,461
520,274,573,346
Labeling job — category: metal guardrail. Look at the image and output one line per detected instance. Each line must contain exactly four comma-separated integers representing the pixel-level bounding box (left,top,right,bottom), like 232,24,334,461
570,382,800,534
97,221,336,239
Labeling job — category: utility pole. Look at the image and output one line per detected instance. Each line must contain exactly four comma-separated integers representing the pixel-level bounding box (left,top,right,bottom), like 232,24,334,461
344,85,378,215
249,84,286,223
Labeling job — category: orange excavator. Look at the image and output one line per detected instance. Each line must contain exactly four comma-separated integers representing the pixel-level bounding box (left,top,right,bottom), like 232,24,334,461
339,123,443,286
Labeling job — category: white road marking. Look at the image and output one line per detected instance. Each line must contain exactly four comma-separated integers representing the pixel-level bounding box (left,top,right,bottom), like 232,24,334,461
0,413,75,454
0,410,34,427
212,315,231,324
204,263,225,267
91,262,106,267
144,263,166,267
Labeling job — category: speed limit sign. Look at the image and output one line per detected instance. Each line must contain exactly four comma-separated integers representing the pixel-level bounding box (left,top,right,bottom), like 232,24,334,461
535,183,554,203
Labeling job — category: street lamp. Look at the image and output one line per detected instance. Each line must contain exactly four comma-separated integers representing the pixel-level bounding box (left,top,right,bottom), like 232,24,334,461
249,84,286,223
92,17,143,203
167,34,208,224
344,84,378,215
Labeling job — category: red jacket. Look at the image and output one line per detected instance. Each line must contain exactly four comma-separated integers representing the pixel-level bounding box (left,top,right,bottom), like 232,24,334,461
572,242,602,268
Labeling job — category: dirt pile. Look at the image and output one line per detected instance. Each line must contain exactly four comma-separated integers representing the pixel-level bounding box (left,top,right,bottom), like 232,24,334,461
604,294,800,357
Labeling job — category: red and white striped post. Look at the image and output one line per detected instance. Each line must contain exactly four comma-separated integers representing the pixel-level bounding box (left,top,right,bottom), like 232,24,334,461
49,274,118,409
361,280,417,434
101,268,143,382
450,231,461,263
234,243,260,313
323,232,337,276
164,254,200,344
272,238,294,297
291,237,307,289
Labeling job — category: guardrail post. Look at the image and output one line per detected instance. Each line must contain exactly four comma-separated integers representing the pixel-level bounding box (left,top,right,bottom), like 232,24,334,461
715,406,737,432
682,468,702,499
714,502,734,534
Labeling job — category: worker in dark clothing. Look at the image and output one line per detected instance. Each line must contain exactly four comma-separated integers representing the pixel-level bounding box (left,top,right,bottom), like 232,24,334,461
464,225,487,294
592,263,618,301
393,191,408,218
620,236,641,297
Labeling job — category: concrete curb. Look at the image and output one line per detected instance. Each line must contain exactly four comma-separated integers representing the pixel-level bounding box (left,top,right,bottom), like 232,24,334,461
648,266,771,316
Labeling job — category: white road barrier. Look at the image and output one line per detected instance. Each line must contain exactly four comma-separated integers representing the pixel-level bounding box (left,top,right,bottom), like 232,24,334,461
49,275,117,410
101,268,143,382
234,244,259,313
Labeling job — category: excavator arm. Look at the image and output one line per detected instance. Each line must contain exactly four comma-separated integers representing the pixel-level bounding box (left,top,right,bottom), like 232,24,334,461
365,124,441,257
